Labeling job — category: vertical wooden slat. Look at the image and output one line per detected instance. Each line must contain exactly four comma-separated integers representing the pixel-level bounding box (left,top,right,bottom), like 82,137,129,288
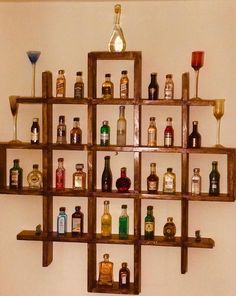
0,147,6,188
227,150,236,201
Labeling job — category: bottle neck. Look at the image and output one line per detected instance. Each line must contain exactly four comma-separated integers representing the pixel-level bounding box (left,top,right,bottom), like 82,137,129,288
104,204,110,214
121,208,127,216
119,108,125,118
76,76,83,82
114,11,120,25
104,158,110,169
73,121,80,128
192,123,198,132
58,162,64,168
150,165,156,175
151,75,157,84
120,168,127,178
147,209,153,216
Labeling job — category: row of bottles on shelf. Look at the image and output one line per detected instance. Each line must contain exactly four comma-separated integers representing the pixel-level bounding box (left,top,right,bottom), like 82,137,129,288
30,106,202,148
55,69,174,100
8,158,221,196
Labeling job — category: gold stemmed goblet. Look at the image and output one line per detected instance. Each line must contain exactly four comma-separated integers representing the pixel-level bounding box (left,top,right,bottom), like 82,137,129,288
9,96,22,144
191,51,204,100
213,99,225,148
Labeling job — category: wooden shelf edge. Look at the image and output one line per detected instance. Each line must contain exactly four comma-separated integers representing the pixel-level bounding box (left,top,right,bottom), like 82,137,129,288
90,282,138,295
0,187,44,195
95,234,136,244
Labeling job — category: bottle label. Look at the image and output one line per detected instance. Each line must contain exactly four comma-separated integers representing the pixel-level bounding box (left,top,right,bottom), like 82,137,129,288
74,84,83,99
148,181,157,191
72,218,81,233
70,133,81,144
56,170,65,189
58,216,66,234
120,82,128,98
102,86,112,96
101,133,109,142
121,274,127,284
145,222,154,232
164,176,174,191
192,179,200,195
11,170,19,186
57,126,66,143
164,134,173,147
74,175,82,189
149,88,156,99
148,131,156,146
31,132,39,142
56,80,65,96
164,88,174,100
211,180,218,189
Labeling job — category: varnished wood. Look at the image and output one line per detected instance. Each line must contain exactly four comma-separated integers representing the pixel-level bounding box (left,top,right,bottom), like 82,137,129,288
0,147,6,187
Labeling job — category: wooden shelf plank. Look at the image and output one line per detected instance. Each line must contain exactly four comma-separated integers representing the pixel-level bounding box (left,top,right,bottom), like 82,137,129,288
90,282,138,295
140,191,182,200
0,187,44,195
94,234,136,244
92,190,138,198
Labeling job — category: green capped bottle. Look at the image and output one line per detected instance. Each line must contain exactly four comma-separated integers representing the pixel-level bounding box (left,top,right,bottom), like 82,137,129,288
119,204,129,239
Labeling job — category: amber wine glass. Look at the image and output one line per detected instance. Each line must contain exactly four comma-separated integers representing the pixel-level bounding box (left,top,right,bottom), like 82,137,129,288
9,96,22,144
191,51,204,100
213,99,225,147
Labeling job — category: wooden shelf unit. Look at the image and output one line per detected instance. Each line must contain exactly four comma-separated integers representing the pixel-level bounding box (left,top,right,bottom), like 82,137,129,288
0,51,234,295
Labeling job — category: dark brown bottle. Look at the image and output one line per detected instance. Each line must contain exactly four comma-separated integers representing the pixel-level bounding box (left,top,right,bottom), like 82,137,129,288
70,117,82,144
31,118,40,144
119,262,130,288
188,121,201,148
209,161,220,196
71,206,84,236
148,72,159,100
147,163,159,194
74,71,84,99
102,156,112,192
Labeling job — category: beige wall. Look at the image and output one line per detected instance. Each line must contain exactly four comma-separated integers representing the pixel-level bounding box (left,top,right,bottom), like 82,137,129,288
1,1,236,295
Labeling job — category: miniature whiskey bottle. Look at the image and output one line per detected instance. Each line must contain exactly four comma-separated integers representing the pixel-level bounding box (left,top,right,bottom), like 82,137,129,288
56,115,67,144
188,121,201,148
191,168,201,195
120,70,129,99
119,262,130,288
147,117,157,146
117,105,127,146
147,162,159,194
164,74,174,99
164,117,174,147
70,117,82,144
56,69,66,97
31,118,40,144
98,253,114,286
100,120,110,146
56,158,65,190
144,205,155,240
27,164,43,189
9,159,23,189
101,200,112,237
72,163,86,190
163,217,176,240
57,207,67,234
102,74,114,99
148,72,159,100
163,168,176,194
108,4,126,52
119,204,129,239
102,156,112,192
116,167,131,193
74,71,84,99
71,205,84,236
209,161,220,196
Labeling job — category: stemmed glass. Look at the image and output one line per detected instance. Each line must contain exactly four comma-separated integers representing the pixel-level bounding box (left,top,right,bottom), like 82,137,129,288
213,99,225,148
191,51,204,100
9,96,22,144
26,50,41,97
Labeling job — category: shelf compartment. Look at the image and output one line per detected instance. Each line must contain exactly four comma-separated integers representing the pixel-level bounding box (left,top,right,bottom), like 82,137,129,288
140,191,182,200
93,190,138,199
0,186,44,195
90,282,137,295
51,188,90,197
94,234,136,245
49,143,89,151
17,230,89,243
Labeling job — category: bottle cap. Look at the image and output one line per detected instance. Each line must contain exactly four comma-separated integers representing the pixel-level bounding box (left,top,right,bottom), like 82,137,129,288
59,207,66,212
33,118,39,122
73,117,80,122
104,200,110,205
150,162,156,167
193,168,200,173
167,168,173,172
13,159,20,163
114,4,121,14
121,262,128,267
58,70,65,74
121,70,128,75
59,115,65,123
166,74,173,79
151,72,157,76
105,73,111,77
103,253,109,259
193,120,198,125
58,157,64,162
150,116,156,121
167,217,173,222
212,161,218,165
33,164,39,169
102,120,109,125
104,156,110,160
76,71,82,76
147,205,153,211
76,163,84,170
121,204,127,209
75,205,81,211
166,117,172,122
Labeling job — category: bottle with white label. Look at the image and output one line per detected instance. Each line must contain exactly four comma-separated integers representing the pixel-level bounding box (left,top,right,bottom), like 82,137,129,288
163,168,176,194
31,118,40,144
57,207,67,234
191,168,201,195
72,163,86,190
147,117,157,146
164,74,174,99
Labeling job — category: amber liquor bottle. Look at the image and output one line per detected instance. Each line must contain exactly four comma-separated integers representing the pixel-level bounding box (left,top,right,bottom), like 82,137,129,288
120,70,129,99
56,69,66,97
147,162,159,194
102,74,114,99
101,200,112,237
98,253,113,286
119,262,130,288
163,217,176,240
188,121,201,148
56,158,65,190
72,163,86,190
71,206,84,236
70,117,82,144
147,117,157,146
57,115,67,144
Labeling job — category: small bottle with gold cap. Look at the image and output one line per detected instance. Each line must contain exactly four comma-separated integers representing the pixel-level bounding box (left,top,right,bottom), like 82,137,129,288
56,69,66,97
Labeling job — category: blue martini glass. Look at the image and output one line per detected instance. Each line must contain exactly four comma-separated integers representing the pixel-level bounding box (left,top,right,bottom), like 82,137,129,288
26,51,41,97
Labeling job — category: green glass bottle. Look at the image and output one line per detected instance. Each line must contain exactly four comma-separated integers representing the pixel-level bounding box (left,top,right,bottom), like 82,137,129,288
100,120,110,146
9,159,23,189
119,204,129,239
209,161,220,196
144,205,155,240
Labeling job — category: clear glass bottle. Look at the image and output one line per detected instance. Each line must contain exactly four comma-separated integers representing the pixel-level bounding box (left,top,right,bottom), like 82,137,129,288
72,163,86,190
164,74,174,99
57,206,67,234
70,117,82,144
56,115,67,144
119,262,130,288
209,161,220,196
148,72,159,100
191,168,201,195
98,253,114,286
56,157,65,191
9,159,23,189
144,205,155,240
27,164,43,189
147,116,157,146
116,167,131,193
108,4,126,52
71,205,84,236
147,162,159,194
102,74,114,99
119,204,129,239
101,200,112,237
56,69,66,97
100,120,110,146
163,217,176,240
102,156,112,192
31,118,40,144
164,117,174,147
163,168,176,194
188,121,201,148
120,70,129,99
117,105,127,146
74,71,84,99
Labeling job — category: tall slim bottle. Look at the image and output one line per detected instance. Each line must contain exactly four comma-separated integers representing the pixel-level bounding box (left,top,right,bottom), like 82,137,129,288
147,117,157,146
209,161,220,196
101,200,112,237
56,70,66,97
102,156,112,192
108,4,126,52
119,204,129,239
117,106,126,146
188,121,201,148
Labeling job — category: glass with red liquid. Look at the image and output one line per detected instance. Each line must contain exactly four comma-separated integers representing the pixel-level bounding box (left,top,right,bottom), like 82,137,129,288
191,51,204,100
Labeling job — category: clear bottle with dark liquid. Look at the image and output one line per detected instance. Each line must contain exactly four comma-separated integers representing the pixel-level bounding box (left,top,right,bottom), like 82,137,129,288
188,121,201,148
148,72,159,100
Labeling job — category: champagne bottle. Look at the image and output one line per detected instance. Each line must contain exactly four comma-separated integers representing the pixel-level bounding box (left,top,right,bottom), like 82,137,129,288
102,156,112,192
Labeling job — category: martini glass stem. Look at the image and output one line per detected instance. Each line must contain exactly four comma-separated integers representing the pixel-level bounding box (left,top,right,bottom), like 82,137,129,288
195,70,199,99
32,63,36,97
216,119,221,146
13,114,18,141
